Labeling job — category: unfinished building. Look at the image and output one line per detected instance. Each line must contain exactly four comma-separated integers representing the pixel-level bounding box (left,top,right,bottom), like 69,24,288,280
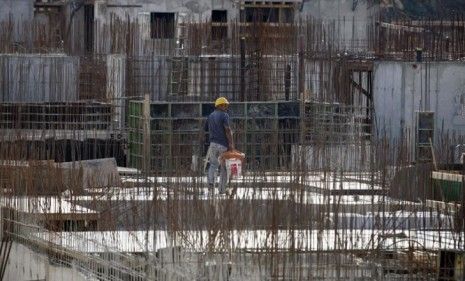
0,0,464,280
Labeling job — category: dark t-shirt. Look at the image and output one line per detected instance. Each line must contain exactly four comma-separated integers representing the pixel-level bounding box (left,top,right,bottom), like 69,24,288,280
205,110,231,148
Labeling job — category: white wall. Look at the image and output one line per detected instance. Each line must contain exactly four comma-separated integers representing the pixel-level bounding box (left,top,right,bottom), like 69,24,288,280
0,0,33,23
107,55,126,128
373,61,465,142
0,54,79,102
0,0,34,43
299,0,376,51
94,0,237,22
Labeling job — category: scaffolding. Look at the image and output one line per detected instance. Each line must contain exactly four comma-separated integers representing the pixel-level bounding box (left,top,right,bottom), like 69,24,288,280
128,100,301,173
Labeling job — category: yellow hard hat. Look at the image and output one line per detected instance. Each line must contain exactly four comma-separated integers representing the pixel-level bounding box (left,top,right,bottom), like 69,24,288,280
215,97,229,107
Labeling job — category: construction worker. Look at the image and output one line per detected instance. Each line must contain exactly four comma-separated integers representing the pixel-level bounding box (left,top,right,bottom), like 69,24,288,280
204,97,235,194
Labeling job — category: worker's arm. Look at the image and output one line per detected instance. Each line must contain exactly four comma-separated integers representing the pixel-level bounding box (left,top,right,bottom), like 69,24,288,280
223,113,234,150
204,119,209,143
225,126,234,151
203,119,209,155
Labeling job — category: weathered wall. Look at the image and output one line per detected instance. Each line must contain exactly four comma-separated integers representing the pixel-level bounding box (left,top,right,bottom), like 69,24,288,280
0,0,34,44
300,0,376,51
93,0,237,54
89,0,377,55
94,0,237,22
0,54,79,102
107,54,126,128
67,3,86,54
0,0,33,22
373,61,465,141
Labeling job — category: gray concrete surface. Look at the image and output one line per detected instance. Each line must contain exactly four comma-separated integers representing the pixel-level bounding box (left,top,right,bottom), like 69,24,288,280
373,61,465,141
0,54,79,102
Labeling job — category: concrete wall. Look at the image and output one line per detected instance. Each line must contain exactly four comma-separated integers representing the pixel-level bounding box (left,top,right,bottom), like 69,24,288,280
0,0,378,54
0,0,33,23
0,0,34,43
300,0,376,51
93,0,375,23
89,0,377,54
94,0,237,22
373,61,465,142
93,0,238,54
0,54,79,102
107,55,126,128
